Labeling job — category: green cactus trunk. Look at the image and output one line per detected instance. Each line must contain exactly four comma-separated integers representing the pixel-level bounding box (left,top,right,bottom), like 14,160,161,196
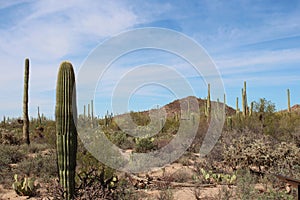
37,106,41,125
206,83,211,118
83,105,86,119
88,103,90,119
23,58,30,145
55,61,77,200
91,100,94,120
287,89,291,113
242,81,248,117
249,101,253,116
236,97,239,115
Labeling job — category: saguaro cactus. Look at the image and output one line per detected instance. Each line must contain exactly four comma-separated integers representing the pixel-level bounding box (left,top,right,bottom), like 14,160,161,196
287,89,291,113
206,83,211,117
83,105,86,119
37,106,41,125
249,101,254,116
55,61,77,199
88,103,90,119
242,81,248,117
23,58,30,145
91,100,94,120
236,97,239,115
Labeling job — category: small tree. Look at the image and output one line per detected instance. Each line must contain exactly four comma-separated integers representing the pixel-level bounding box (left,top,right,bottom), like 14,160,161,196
253,98,277,135
253,98,276,114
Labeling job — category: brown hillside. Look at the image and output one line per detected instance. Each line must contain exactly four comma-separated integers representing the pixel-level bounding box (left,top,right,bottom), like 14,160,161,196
162,96,235,117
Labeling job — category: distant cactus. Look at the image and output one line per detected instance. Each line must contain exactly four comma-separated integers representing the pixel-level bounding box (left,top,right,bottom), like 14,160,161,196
55,61,77,199
242,81,248,117
236,97,239,115
83,105,86,118
206,83,211,118
249,101,254,116
23,58,30,145
91,100,94,120
37,106,41,125
287,89,291,113
88,103,91,119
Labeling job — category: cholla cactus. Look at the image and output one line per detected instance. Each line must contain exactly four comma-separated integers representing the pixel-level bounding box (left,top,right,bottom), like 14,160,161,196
55,61,77,199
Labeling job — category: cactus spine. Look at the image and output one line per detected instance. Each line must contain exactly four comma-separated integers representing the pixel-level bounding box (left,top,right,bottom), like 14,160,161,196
55,61,77,199
287,89,291,113
23,58,30,145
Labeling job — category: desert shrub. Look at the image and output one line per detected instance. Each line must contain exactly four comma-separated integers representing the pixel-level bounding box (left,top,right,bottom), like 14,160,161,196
236,169,256,199
224,134,300,174
17,153,57,181
130,111,150,126
135,137,157,153
170,169,192,183
108,131,135,149
215,186,234,200
156,189,173,200
0,144,24,165
176,152,192,166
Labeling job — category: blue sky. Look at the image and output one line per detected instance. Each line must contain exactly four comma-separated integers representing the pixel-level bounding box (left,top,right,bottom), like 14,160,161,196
1,0,300,118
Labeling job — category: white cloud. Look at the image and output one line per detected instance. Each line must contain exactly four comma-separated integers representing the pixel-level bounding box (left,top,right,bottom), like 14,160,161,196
0,0,141,117
216,49,300,75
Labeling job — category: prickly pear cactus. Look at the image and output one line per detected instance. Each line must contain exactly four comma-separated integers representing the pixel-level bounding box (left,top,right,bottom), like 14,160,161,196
55,61,77,199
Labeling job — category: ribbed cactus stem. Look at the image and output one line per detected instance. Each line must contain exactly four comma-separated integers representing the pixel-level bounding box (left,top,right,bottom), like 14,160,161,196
249,101,253,116
287,89,291,113
55,61,77,200
23,58,30,145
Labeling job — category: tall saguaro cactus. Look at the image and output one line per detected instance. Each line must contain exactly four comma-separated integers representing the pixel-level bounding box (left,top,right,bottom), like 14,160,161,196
23,58,30,145
236,97,239,115
83,105,86,118
91,100,94,120
242,81,248,117
206,83,211,117
55,61,77,199
287,89,291,113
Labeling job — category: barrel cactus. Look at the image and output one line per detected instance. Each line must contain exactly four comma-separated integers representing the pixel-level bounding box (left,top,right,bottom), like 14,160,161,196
55,61,77,199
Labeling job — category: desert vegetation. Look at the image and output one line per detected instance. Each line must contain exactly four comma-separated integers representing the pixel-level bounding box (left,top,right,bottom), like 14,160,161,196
0,59,299,199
